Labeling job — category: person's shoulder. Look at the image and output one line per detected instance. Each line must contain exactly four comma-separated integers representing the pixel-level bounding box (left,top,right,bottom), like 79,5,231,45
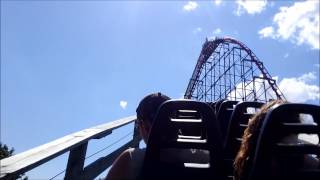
130,147,145,154
129,148,145,162
124,147,135,155
105,148,136,180
115,148,145,162
116,148,137,163
303,154,320,168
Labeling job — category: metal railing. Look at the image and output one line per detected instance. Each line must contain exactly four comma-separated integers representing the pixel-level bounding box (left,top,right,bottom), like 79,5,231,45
0,116,141,180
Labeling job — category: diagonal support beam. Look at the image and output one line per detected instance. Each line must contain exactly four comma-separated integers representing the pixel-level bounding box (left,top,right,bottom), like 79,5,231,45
65,143,88,180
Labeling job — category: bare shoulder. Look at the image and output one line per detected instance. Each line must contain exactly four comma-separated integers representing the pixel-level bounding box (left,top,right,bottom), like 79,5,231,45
116,148,134,163
105,148,135,180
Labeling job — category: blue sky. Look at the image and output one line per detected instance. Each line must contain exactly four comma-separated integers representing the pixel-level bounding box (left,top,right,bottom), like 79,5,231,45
1,0,319,179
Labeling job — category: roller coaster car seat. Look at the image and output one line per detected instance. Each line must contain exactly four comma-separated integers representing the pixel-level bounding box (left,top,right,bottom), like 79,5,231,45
249,103,320,180
224,101,264,158
208,101,216,115
139,100,224,180
213,99,225,115
216,100,239,140
223,101,264,176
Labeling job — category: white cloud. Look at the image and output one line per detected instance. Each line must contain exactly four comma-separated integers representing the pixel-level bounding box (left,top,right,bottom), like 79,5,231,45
179,93,186,99
298,71,317,82
258,26,275,39
269,1,275,7
214,0,222,6
284,53,289,58
193,27,202,34
208,28,222,40
226,72,320,103
120,100,128,109
258,0,320,49
227,75,279,102
278,72,320,103
213,28,222,35
183,1,198,11
235,0,267,16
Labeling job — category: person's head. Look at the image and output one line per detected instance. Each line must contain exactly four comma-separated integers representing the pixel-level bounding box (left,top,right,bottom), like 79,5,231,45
234,99,287,180
136,92,170,143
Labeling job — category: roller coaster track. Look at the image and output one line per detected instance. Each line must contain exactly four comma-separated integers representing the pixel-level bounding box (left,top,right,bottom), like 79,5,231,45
185,37,286,102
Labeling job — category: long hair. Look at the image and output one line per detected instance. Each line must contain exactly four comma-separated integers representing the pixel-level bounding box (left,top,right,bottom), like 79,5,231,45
234,99,286,180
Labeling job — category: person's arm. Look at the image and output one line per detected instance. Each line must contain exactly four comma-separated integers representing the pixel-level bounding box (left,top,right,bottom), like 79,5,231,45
105,149,132,180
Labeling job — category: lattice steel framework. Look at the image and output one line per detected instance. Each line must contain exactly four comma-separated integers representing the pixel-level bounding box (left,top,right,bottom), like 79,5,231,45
185,37,286,103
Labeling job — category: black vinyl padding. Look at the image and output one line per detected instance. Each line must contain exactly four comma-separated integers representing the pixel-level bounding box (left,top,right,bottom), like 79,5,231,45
140,100,225,180
249,103,320,180
138,100,320,180
216,100,239,141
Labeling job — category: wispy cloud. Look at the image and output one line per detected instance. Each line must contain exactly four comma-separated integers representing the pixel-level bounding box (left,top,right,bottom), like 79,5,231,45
213,28,222,35
278,72,319,103
298,71,317,82
120,100,128,109
193,27,202,34
258,0,320,49
214,0,223,6
235,0,267,16
227,75,280,101
226,72,319,103
208,28,222,40
178,93,185,99
183,1,198,12
315,64,320,68
258,26,276,39
284,53,289,58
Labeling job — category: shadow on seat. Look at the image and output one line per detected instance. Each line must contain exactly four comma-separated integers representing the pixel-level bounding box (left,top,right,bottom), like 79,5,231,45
139,100,224,180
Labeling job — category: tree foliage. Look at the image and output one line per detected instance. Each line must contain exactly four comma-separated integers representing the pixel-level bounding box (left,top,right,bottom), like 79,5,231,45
0,143,28,180
0,143,15,160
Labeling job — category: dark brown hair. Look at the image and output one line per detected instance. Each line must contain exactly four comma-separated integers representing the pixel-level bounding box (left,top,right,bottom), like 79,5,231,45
136,92,170,124
234,99,287,180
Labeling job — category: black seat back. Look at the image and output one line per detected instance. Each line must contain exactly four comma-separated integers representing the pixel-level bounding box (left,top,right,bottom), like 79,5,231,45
222,101,263,178
224,101,264,158
140,100,224,180
208,101,217,116
214,99,225,115
216,100,239,140
249,103,320,180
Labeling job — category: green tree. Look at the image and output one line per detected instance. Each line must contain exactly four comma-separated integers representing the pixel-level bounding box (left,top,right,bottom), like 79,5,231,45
0,143,15,160
0,143,28,180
